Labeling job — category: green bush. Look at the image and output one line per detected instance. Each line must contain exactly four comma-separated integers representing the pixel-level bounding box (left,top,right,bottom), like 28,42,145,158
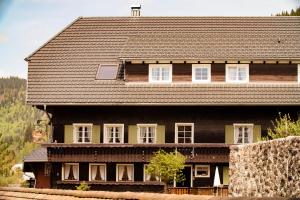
264,113,300,140
76,181,90,191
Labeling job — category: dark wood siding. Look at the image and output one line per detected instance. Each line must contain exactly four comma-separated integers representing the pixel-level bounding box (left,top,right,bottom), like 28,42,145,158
107,163,116,181
211,64,225,82
173,64,192,81
49,106,299,144
79,163,89,181
250,64,297,82
125,63,298,83
125,64,148,82
134,163,144,181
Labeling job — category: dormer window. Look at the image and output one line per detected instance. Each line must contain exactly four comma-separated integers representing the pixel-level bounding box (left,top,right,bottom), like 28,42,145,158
96,64,119,80
149,64,172,83
192,64,211,83
226,64,249,83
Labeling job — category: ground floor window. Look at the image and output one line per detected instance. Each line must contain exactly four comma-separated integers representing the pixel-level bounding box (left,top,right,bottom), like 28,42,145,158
89,164,106,181
144,164,160,182
116,164,134,182
62,163,79,181
195,165,210,178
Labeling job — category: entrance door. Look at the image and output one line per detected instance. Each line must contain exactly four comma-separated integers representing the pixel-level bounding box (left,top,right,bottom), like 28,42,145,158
176,166,192,187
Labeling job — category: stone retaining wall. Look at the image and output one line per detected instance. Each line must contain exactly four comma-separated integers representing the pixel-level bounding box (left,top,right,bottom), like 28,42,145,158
229,136,300,197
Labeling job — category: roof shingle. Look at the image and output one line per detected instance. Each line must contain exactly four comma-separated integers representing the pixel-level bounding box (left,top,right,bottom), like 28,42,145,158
26,16,300,105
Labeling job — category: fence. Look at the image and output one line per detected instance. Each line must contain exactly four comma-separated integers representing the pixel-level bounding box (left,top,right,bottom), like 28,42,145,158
168,186,228,196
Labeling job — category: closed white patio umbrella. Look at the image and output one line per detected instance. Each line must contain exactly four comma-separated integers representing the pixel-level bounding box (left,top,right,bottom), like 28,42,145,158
213,166,221,196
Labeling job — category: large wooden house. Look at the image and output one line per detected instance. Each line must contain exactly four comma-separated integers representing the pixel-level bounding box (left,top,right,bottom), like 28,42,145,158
24,6,300,192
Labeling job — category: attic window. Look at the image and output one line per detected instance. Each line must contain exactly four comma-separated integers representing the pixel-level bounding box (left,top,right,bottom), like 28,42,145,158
96,64,119,80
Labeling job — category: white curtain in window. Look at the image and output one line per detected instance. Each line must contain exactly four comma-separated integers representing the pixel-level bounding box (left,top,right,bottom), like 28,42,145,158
91,165,105,181
127,166,132,181
73,165,79,180
118,166,124,181
91,165,97,180
64,164,70,180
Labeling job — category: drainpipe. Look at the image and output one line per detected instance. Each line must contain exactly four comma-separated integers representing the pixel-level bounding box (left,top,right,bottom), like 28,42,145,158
43,104,53,143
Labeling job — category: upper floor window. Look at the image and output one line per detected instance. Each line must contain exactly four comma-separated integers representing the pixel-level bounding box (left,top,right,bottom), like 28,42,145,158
234,124,253,144
96,64,119,80
192,64,211,83
73,124,92,143
103,124,124,144
175,123,194,143
62,163,79,181
89,163,106,181
149,64,172,83
137,124,157,144
226,64,249,83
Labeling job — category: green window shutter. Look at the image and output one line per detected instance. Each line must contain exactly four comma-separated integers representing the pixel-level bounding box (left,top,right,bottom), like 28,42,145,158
253,125,261,143
92,125,101,143
156,125,165,144
223,166,229,185
64,125,73,144
225,125,234,144
128,125,137,144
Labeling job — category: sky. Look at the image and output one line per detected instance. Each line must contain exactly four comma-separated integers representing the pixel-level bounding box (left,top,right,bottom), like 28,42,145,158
0,0,299,79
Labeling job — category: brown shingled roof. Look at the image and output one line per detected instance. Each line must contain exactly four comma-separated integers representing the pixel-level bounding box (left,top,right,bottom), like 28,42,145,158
26,16,300,105
24,147,47,162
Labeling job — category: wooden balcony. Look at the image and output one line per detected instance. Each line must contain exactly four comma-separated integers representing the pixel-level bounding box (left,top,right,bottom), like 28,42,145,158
42,143,230,163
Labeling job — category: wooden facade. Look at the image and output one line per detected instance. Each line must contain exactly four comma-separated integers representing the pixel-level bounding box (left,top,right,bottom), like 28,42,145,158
28,105,298,191
125,63,298,82
49,106,299,144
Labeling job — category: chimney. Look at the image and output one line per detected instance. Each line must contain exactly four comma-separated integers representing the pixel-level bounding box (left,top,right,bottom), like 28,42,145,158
131,5,141,17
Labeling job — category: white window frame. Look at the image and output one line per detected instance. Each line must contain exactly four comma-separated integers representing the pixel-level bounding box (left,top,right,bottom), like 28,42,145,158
148,64,172,83
73,123,93,143
62,163,79,181
298,64,300,83
192,64,211,83
103,124,124,144
89,163,106,181
116,164,134,182
233,123,254,144
137,124,157,144
226,64,249,83
175,123,194,144
195,165,210,178
143,164,161,182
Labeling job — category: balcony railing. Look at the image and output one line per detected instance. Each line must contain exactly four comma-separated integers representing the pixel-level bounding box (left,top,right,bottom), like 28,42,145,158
168,186,228,196
42,143,230,163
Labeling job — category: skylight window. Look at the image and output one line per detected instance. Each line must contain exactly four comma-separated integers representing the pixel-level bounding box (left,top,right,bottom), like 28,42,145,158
96,64,119,80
